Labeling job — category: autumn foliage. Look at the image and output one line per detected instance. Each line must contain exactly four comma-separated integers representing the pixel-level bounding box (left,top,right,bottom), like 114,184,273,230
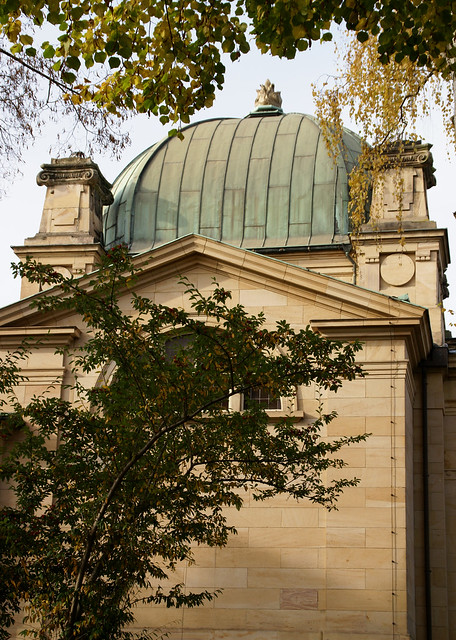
1,0,455,128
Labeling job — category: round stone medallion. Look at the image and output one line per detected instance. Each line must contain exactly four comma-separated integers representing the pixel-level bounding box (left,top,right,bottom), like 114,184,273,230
380,253,415,286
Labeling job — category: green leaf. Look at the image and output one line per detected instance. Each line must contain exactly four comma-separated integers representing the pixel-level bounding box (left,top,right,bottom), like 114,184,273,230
378,29,392,46
84,54,94,68
222,38,234,53
93,3,106,17
356,30,369,42
19,34,33,46
47,11,62,25
118,47,132,59
94,51,107,63
66,56,81,71
105,40,118,54
108,56,121,69
33,11,44,26
70,6,85,21
61,70,77,83
42,44,55,58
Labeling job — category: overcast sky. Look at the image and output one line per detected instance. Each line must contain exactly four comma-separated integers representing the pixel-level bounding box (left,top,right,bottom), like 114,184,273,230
1,42,455,329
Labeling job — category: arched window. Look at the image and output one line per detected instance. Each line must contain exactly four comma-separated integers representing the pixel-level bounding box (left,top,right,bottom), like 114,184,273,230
164,333,229,410
164,334,193,361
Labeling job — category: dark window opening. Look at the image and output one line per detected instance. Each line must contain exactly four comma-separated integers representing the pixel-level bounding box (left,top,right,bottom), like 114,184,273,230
243,388,281,411
164,334,229,409
164,334,193,361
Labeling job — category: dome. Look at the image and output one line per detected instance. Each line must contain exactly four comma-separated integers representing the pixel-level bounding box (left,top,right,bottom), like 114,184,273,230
103,111,361,253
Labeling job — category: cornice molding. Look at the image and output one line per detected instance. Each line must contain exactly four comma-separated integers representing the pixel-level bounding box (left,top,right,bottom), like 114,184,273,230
37,157,113,205
0,326,81,348
310,316,432,368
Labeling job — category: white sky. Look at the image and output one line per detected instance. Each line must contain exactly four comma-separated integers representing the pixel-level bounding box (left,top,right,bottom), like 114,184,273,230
1,43,455,329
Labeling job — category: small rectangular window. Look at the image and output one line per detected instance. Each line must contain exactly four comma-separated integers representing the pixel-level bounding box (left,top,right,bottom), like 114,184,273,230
243,388,281,411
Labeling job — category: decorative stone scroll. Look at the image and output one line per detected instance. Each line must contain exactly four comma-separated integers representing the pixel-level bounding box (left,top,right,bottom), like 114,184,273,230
37,156,114,206
381,140,436,189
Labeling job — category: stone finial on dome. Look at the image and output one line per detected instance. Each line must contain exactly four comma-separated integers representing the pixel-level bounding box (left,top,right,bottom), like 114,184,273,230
255,79,282,109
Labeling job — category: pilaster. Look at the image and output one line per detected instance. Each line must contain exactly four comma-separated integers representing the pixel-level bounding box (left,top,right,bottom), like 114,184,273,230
354,142,449,346
13,155,113,298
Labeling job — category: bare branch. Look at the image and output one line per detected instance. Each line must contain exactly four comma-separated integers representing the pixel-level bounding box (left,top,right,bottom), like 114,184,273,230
0,47,78,95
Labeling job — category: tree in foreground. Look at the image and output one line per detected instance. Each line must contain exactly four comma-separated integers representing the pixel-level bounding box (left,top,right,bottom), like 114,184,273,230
313,32,455,232
2,0,455,127
0,0,455,182
1,246,365,640
0,38,130,197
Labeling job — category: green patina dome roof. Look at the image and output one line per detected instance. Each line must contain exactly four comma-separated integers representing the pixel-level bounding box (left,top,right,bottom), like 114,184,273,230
103,112,361,253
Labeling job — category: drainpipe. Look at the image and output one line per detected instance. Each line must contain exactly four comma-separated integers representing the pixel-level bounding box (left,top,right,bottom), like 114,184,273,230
420,362,432,640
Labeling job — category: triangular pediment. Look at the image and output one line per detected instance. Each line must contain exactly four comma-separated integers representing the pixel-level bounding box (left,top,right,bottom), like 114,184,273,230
0,234,428,327
0,234,433,366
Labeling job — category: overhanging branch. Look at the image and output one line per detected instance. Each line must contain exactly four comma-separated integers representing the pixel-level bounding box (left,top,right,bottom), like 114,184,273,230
0,47,79,95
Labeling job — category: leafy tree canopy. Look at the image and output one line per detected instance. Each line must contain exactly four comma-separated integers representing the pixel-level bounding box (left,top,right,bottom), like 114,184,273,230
1,0,455,129
1,246,364,640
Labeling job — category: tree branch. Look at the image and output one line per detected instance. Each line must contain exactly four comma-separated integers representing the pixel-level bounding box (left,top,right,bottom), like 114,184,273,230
0,47,79,95
66,383,248,637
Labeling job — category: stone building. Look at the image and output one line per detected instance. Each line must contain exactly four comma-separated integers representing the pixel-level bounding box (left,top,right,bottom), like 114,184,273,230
1,84,455,640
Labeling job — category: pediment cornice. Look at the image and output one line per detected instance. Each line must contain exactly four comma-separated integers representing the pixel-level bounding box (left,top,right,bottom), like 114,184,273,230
0,234,427,329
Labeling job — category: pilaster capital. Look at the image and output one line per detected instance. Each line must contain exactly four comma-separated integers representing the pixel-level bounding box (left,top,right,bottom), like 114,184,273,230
37,155,113,206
